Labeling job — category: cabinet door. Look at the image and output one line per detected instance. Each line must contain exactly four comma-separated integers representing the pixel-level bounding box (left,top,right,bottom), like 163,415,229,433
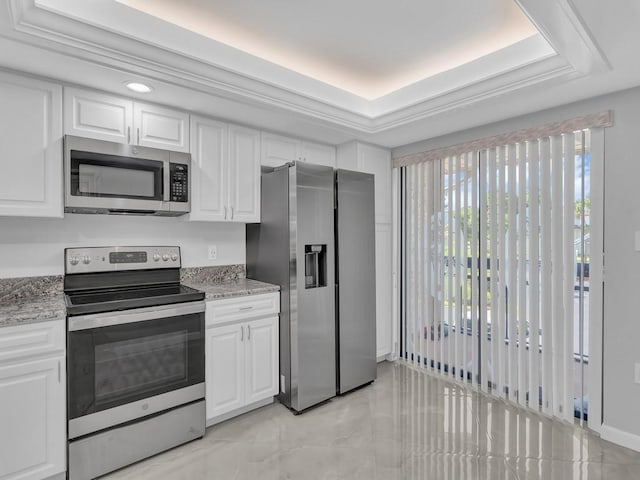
301,141,336,168
206,323,245,419
357,144,392,224
133,102,190,152
228,125,260,222
0,357,65,480
245,316,279,404
0,72,63,218
261,132,299,168
375,223,392,358
188,116,227,221
64,87,132,144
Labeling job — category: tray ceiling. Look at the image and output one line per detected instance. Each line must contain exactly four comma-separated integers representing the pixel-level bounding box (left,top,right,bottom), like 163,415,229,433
0,0,634,147
116,0,544,100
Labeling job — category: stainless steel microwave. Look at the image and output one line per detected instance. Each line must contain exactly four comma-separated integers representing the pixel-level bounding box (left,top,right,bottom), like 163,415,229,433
64,135,191,216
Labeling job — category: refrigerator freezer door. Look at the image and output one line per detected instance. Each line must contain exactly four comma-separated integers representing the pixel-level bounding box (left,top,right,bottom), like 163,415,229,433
290,163,336,411
336,169,377,394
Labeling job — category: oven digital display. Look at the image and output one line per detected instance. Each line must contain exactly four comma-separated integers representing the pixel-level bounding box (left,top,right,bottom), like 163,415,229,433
109,252,147,264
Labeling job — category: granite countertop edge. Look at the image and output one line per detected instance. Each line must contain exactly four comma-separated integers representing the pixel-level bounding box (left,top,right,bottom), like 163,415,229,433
184,278,280,300
1,279,279,329
0,296,66,329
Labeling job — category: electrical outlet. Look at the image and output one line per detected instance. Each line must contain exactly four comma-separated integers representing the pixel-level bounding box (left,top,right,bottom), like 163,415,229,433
207,245,217,261
635,363,640,384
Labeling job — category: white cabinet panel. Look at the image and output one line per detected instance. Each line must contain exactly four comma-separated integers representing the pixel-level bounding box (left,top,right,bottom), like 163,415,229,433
189,116,227,221
206,323,244,419
0,320,65,364
0,72,62,217
64,88,189,152
134,102,189,152
206,292,279,327
205,294,280,424
301,141,336,168
261,132,298,168
0,320,66,480
189,119,260,223
228,125,260,222
356,143,392,224
245,316,279,404
64,87,132,144
261,133,335,169
375,223,393,358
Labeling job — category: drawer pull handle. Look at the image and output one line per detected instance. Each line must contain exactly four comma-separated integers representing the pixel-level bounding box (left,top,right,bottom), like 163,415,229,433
239,306,253,311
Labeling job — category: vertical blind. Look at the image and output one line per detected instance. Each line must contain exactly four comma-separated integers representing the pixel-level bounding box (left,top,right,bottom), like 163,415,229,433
399,112,609,422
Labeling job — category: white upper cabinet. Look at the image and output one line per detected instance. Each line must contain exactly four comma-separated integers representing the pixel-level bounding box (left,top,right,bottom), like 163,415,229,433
189,116,260,222
261,132,335,168
228,125,260,222
261,132,298,168
0,71,63,218
64,87,189,152
338,141,392,224
64,87,132,144
188,116,227,221
134,102,190,152
301,141,336,168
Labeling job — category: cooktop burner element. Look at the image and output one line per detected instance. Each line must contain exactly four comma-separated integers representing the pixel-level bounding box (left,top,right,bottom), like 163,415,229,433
64,246,204,315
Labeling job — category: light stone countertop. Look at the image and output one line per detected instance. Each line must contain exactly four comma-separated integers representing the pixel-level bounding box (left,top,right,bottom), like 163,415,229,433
183,278,280,300
0,295,66,329
0,277,279,329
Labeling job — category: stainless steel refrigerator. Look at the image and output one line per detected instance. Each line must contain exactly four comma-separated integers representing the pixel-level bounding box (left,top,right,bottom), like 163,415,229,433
247,162,376,413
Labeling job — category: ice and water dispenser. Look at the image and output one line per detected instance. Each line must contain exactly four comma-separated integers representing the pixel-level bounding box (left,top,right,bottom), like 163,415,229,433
304,244,327,288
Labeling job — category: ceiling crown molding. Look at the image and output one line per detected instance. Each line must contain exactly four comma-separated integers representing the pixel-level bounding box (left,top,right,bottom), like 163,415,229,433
1,0,609,135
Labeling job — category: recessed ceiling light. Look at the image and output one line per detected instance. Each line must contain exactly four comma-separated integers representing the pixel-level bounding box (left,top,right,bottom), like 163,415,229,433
125,82,153,93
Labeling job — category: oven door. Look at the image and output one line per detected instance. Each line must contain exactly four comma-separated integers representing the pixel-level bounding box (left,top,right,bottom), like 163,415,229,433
64,135,170,213
67,302,205,439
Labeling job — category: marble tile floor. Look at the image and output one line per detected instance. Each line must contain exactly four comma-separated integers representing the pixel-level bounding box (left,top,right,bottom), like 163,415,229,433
104,362,640,480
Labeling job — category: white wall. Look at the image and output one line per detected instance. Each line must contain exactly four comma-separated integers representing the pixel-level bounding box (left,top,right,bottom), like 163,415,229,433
394,85,640,447
0,214,245,277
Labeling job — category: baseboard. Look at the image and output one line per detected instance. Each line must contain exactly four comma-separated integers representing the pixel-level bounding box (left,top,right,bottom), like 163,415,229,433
601,423,640,452
206,396,274,427
377,352,394,363
45,472,66,480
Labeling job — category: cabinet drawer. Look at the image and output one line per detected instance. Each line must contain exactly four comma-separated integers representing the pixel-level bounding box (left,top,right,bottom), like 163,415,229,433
206,293,279,327
0,320,65,364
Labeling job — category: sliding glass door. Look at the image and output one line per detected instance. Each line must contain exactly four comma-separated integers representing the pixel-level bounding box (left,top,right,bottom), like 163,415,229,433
401,130,593,421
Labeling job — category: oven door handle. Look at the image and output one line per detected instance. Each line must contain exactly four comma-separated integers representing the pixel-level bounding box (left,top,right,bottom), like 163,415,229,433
68,301,205,331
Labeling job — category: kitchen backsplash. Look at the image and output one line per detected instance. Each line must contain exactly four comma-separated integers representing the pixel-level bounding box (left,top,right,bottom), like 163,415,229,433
180,264,245,283
0,275,63,302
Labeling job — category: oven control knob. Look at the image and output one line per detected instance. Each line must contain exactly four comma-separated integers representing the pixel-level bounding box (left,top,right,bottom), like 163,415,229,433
162,254,170,262
69,256,79,266
82,256,91,265
153,254,160,262
171,254,178,262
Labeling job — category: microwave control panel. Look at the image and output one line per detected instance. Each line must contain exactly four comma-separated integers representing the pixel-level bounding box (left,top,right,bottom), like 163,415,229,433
170,163,189,203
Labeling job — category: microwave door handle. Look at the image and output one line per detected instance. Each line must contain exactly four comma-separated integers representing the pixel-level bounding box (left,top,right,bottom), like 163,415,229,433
68,301,205,331
163,161,170,202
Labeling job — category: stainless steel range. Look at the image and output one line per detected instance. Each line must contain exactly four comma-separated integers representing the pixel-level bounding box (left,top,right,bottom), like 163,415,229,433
64,246,205,480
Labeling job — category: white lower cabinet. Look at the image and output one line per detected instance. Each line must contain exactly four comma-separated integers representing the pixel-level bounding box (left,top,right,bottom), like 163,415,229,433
205,293,279,424
0,321,66,480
